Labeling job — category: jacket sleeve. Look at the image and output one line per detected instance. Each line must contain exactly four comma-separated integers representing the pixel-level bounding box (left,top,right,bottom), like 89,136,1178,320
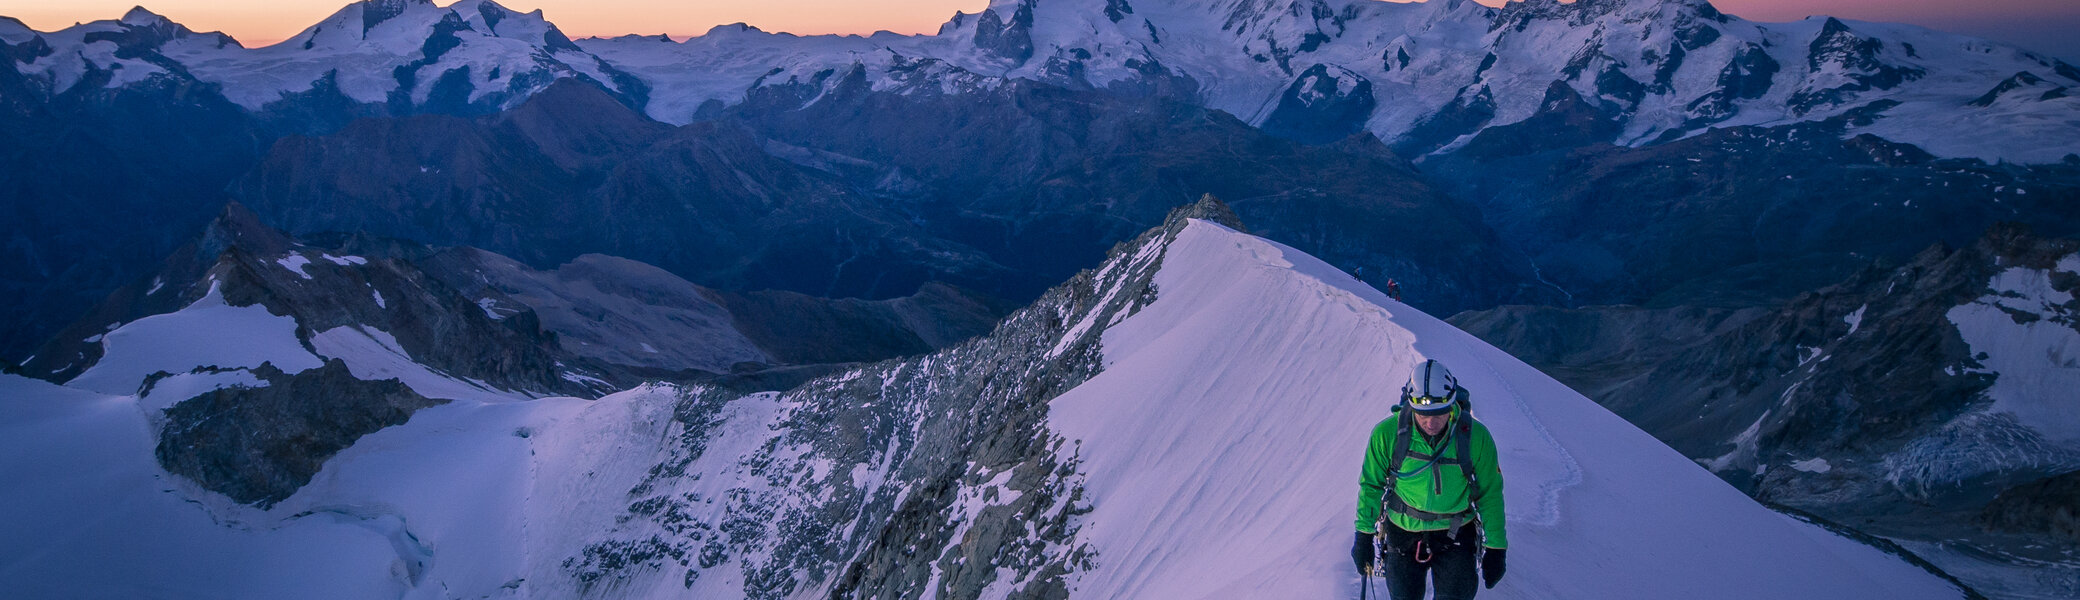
1474,425,1507,549
1355,418,1393,534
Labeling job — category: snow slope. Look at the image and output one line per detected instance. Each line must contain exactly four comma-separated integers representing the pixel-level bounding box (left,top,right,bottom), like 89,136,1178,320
1948,254,2080,443
67,281,323,396
1908,251,2080,495
0,368,698,598
0,218,1966,598
1045,220,1961,598
0,375,403,599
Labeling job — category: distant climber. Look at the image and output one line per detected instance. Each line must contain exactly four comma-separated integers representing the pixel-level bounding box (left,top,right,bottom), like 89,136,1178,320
1385,279,1402,302
1352,359,1506,599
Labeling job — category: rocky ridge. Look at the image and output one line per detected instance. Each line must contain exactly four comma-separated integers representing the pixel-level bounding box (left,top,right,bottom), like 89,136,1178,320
557,197,1239,598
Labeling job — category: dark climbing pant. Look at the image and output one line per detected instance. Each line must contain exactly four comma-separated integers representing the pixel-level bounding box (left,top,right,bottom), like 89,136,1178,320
1379,523,1479,600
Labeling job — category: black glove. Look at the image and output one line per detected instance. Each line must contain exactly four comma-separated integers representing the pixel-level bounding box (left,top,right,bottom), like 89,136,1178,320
1481,547,1506,588
1352,531,1375,575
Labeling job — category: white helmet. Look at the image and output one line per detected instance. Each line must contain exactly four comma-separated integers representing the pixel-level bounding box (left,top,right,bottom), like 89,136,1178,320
1402,359,1460,415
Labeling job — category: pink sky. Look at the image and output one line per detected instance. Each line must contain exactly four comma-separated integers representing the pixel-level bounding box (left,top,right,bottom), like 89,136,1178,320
2,0,2074,59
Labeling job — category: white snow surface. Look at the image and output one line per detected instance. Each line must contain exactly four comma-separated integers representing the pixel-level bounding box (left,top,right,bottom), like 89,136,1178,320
156,0,623,110
1791,457,1835,474
0,218,1969,598
276,254,315,279
1845,304,1868,335
0,372,691,598
309,325,531,401
0,376,403,599
67,281,323,395
1947,258,2080,442
136,369,268,413
1045,220,1960,599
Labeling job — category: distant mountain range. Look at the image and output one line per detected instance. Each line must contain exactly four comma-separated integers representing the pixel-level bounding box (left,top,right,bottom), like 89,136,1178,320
8,0,2076,161
7,0,2077,356
5,2,2079,596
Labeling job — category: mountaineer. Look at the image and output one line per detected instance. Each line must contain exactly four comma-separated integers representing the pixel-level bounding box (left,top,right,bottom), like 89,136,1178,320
1352,359,1506,599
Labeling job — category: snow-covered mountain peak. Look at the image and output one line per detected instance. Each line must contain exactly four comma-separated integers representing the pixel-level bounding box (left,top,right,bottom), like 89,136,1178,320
1411,0,1490,21
124,0,645,113
446,0,583,50
280,0,580,53
28,6,233,47
284,0,452,51
6,0,2077,161
704,22,771,37
0,16,32,44
120,6,173,28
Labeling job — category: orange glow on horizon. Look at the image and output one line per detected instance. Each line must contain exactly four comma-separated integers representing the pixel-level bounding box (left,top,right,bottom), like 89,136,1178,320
0,0,991,47
1,0,2074,51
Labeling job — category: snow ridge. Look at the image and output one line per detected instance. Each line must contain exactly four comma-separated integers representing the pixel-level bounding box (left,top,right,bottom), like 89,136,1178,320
1044,218,1964,598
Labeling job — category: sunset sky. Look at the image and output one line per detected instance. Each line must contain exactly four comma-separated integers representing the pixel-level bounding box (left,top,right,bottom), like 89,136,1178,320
2,0,2074,61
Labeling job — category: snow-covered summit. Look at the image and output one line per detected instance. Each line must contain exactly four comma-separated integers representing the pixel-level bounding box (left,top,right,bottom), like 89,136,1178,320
590,0,2080,161
0,199,1971,597
3,0,2073,161
0,0,641,113
0,6,237,94
185,0,637,111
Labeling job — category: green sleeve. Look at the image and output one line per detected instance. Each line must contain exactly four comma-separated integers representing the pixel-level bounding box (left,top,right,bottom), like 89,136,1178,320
1355,418,1394,533
1474,425,1507,549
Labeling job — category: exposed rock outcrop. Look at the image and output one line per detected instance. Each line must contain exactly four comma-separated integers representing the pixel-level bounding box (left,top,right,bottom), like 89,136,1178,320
155,360,445,506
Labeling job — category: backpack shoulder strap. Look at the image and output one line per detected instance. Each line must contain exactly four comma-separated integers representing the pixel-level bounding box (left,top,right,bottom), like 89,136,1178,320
1388,409,1414,485
1457,412,1481,502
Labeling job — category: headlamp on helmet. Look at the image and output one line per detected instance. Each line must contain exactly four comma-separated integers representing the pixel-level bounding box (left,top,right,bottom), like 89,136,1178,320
1401,359,1460,416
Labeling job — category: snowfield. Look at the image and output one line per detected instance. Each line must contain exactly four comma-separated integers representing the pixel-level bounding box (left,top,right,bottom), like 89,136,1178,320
66,280,323,396
0,220,1965,598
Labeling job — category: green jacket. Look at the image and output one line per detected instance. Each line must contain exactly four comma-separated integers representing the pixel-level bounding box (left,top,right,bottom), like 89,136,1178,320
1354,407,1507,549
